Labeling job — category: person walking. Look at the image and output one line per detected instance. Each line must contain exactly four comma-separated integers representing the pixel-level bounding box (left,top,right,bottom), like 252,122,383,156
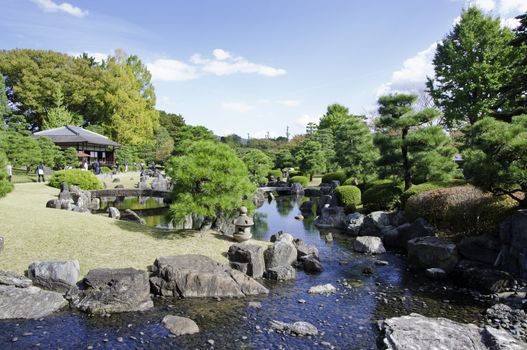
6,162,12,182
36,162,45,182
124,162,128,173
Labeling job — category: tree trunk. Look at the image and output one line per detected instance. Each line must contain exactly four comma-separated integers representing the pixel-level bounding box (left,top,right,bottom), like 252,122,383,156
401,127,412,191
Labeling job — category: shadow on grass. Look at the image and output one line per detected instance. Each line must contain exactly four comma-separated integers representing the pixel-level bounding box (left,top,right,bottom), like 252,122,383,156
113,219,195,240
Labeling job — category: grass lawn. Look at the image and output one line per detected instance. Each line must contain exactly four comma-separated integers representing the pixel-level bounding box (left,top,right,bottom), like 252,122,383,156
0,182,269,276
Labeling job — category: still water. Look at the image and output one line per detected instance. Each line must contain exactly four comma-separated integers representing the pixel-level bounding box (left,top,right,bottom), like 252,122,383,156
0,196,487,349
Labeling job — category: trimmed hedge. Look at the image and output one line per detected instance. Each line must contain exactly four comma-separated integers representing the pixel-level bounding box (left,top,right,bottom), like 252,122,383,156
335,185,361,212
321,171,347,185
364,179,397,190
289,170,303,177
405,185,518,238
362,180,403,211
268,169,283,180
401,180,466,207
48,170,103,190
289,176,309,187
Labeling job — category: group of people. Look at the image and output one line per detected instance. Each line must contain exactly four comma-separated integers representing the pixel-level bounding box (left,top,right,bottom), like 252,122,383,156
5,162,46,182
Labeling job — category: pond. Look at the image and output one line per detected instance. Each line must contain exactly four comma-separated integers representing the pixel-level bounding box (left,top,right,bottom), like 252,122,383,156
98,196,172,228
0,196,488,349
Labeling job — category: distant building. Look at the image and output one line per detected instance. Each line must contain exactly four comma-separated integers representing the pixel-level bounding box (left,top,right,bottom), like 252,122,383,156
32,125,120,165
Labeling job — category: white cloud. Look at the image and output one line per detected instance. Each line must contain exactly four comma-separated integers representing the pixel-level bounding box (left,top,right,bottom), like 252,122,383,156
295,114,319,127
32,0,88,17
212,49,231,60
222,101,253,113
376,43,437,96
279,100,301,107
69,52,108,63
501,16,522,28
147,59,199,82
470,0,496,11
499,0,527,15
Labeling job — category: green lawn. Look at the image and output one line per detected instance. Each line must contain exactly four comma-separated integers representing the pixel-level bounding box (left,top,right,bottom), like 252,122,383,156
0,182,268,276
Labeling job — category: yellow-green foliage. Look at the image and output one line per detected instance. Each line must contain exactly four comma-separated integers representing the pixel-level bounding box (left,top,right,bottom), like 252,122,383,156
289,176,308,187
362,180,403,211
405,185,518,237
343,177,359,186
335,185,361,212
321,171,347,185
101,166,112,174
268,169,283,179
48,170,103,190
401,180,466,207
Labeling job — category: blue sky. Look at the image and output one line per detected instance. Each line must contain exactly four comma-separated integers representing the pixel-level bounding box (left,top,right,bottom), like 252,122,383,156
1,0,526,138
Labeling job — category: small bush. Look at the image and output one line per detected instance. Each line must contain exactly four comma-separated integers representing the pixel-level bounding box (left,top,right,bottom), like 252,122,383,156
401,180,466,207
335,185,361,212
321,171,347,185
364,179,396,190
362,180,403,211
100,166,112,174
405,185,518,238
343,177,359,186
289,176,309,187
268,169,283,180
48,170,103,190
289,170,303,177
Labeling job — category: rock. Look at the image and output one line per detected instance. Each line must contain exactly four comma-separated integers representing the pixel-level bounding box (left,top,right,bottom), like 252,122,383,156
248,301,262,309
299,201,314,214
384,218,436,250
212,212,236,236
67,268,153,314
46,199,61,209
293,239,319,260
452,260,515,294
345,212,364,235
290,183,304,195
407,236,458,273
27,260,80,293
149,255,269,298
294,214,304,220
304,188,321,197
58,182,72,201
458,235,500,266
227,243,265,278
0,271,32,288
88,198,100,211
114,184,124,189
264,241,297,269
375,260,389,266
362,266,374,275
359,211,391,236
300,255,324,273
162,315,199,336
353,236,386,255
379,313,527,350
314,206,346,229
270,231,294,244
308,283,336,294
390,210,406,227
264,266,296,280
0,285,67,319
253,189,266,208
151,176,171,191
498,210,527,279
108,207,121,219
319,184,333,195
270,320,318,336
426,267,447,279
120,209,146,225
112,178,120,183
172,215,193,230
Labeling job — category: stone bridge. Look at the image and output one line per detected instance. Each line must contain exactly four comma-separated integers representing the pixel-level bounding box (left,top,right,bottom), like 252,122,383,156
258,186,292,194
90,188,172,199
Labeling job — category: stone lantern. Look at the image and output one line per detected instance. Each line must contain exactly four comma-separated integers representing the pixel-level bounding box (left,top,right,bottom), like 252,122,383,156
233,207,254,242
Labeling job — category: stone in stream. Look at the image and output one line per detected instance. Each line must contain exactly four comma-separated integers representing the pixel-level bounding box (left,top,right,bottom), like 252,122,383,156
345,212,364,235
0,285,67,319
407,236,458,273
308,283,336,294
67,268,153,314
27,260,80,293
300,255,324,273
120,209,146,225
384,218,436,249
150,255,268,298
0,271,33,288
452,260,514,294
264,265,296,281
228,243,265,278
269,320,318,336
353,236,386,255
264,241,297,269
293,239,319,260
162,315,200,336
270,231,294,244
425,268,447,280
379,313,527,350
358,211,391,236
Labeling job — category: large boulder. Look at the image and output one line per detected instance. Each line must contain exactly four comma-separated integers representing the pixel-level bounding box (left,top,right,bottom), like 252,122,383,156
299,255,324,273
0,285,67,319
304,188,321,197
345,212,364,235
407,237,458,273
253,188,266,208
264,241,297,269
498,210,527,279
452,260,515,294
293,239,319,260
162,315,200,336
227,243,265,278
270,231,294,244
149,255,268,298
212,212,236,236
353,236,386,255
108,207,121,219
264,265,296,281
458,235,500,266
314,206,346,229
28,260,80,293
379,313,526,350
290,183,304,195
0,271,32,288
120,209,146,225
384,218,436,249
67,268,153,314
358,211,391,236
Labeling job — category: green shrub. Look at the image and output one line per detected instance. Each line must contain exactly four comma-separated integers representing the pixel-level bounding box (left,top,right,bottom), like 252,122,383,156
268,169,283,180
335,185,361,212
400,179,467,207
362,180,403,211
289,170,303,177
343,177,359,186
48,170,103,190
289,176,309,187
364,179,396,190
321,171,347,185
0,152,13,198
405,185,518,238
100,166,112,174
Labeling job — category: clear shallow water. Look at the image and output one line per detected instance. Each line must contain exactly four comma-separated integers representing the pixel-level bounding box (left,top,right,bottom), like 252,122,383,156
98,196,172,227
0,196,487,349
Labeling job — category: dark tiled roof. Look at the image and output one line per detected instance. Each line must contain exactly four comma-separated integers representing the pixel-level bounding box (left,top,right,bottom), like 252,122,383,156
32,125,120,147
